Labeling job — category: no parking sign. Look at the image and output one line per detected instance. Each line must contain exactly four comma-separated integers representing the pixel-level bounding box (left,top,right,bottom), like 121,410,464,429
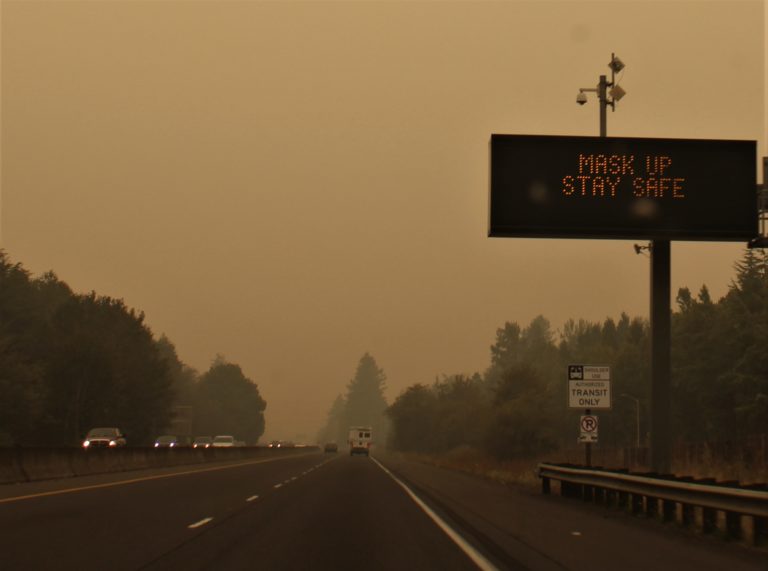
579,415,598,443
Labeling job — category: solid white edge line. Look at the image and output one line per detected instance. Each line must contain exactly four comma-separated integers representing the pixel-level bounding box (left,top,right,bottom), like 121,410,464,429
246,495,259,502
188,517,213,529
274,483,283,489
371,457,499,571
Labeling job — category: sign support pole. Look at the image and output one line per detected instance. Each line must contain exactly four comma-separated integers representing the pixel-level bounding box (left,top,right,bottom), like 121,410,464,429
596,65,671,474
650,240,671,473
584,408,592,467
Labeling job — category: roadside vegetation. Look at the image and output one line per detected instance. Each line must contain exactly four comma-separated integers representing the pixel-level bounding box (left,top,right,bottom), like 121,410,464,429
0,251,266,446
384,249,768,482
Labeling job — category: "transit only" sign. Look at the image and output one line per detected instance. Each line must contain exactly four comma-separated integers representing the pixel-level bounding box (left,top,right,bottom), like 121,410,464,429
569,380,611,409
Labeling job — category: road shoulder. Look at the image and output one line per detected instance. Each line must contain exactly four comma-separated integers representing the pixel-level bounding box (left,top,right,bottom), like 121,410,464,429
375,451,767,571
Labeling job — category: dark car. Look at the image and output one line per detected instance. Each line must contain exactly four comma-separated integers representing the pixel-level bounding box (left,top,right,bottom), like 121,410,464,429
193,436,213,449
324,442,338,453
154,435,180,448
82,427,126,449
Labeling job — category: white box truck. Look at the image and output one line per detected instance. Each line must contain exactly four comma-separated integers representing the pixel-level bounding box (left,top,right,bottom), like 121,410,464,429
348,426,372,456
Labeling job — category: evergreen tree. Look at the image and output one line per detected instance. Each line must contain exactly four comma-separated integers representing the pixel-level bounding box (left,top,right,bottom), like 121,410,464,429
156,335,198,406
317,394,346,444
344,353,389,443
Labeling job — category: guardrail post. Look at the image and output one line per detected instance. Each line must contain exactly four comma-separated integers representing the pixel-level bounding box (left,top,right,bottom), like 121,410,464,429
645,495,659,519
542,476,551,495
631,493,643,515
744,483,767,546
726,512,742,540
662,499,676,522
594,486,605,504
695,478,717,534
670,476,691,527
681,503,695,527
617,490,629,509
702,507,717,534
754,515,767,546
719,480,742,540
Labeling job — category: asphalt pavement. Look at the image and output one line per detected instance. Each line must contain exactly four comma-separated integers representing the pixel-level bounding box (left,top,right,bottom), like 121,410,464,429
0,451,479,570
0,450,765,570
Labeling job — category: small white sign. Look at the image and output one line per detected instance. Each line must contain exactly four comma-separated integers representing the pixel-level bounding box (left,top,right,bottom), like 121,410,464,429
568,379,612,409
569,364,610,381
579,415,598,443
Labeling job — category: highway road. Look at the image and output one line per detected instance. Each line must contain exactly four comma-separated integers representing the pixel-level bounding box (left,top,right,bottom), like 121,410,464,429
0,450,764,570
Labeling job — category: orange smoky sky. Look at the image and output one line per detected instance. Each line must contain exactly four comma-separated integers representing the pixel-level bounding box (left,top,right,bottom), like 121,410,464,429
1,1,764,441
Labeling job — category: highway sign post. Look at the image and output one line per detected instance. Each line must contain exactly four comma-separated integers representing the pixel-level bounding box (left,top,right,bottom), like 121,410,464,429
568,364,611,466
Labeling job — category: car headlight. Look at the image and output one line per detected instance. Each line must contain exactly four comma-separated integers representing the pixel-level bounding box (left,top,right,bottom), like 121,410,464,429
154,442,159,447
170,442,175,447
83,441,90,448
109,440,117,447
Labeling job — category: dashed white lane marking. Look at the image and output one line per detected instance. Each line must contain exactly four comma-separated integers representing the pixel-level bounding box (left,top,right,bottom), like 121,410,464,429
0,453,318,506
188,517,213,529
290,476,298,481
371,457,499,571
274,483,283,489
246,495,259,502
571,531,582,536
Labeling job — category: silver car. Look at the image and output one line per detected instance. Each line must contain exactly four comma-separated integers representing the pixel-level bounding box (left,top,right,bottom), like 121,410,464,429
212,435,235,447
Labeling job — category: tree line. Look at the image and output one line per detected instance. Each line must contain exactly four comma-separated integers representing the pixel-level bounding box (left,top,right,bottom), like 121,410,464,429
0,252,266,446
386,250,767,459
317,353,389,446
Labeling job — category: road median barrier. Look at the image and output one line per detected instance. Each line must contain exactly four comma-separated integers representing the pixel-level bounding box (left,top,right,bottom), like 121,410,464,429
0,445,319,484
0,448,28,484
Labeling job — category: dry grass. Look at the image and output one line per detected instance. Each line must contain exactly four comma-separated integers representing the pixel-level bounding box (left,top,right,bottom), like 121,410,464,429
402,438,768,487
403,446,545,490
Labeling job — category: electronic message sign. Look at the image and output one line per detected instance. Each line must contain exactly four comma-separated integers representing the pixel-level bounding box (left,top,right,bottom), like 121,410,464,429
489,134,757,240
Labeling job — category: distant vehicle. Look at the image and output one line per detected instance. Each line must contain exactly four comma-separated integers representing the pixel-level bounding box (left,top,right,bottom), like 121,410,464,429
268,440,294,448
193,436,213,449
154,435,179,448
212,435,235,447
348,426,372,456
82,427,126,449
324,442,338,453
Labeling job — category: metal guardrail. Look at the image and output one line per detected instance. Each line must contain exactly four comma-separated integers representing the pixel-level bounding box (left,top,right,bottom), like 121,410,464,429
538,462,768,546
